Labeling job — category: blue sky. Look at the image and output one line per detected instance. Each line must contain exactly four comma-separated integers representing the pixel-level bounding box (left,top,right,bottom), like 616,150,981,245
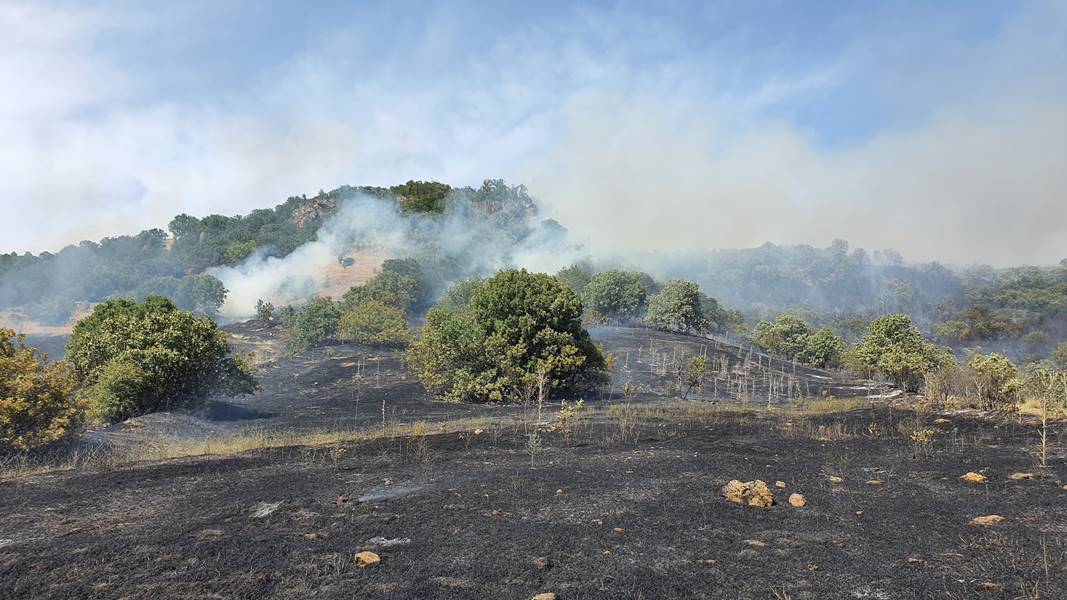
1,1,1064,265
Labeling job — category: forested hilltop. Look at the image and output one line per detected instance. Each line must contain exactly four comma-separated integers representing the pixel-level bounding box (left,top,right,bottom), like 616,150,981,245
2,180,1065,364
0,180,534,325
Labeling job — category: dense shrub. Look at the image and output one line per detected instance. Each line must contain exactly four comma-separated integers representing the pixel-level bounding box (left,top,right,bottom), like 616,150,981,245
581,270,650,324
848,314,948,392
753,315,813,359
644,280,709,333
555,264,594,295
0,329,81,450
285,296,341,352
753,314,843,368
967,352,1021,411
796,328,845,368
341,258,430,313
408,269,608,402
67,297,257,422
337,300,411,347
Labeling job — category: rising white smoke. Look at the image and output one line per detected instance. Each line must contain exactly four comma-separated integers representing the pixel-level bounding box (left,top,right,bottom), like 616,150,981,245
210,192,583,319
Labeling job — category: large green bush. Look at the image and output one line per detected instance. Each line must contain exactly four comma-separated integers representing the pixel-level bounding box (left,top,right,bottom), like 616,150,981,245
967,352,1020,411
796,328,844,368
753,315,813,359
285,296,342,352
581,270,650,324
338,300,411,347
0,329,81,450
848,314,948,392
644,280,709,333
67,297,257,422
341,258,430,313
753,314,843,368
408,269,608,402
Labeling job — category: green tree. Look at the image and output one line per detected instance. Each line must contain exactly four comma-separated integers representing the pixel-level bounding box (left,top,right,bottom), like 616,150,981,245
644,280,710,333
337,300,411,347
0,329,81,450
967,352,1020,411
753,314,813,359
66,297,257,422
391,180,451,213
286,296,341,352
175,274,228,316
555,264,594,295
797,328,844,369
851,314,948,392
408,269,607,403
341,259,429,313
581,270,650,324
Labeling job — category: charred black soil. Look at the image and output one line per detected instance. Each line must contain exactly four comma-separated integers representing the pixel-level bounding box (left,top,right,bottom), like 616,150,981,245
86,323,884,448
2,406,1064,599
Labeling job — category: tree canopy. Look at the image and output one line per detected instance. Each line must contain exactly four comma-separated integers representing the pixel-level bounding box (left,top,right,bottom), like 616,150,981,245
644,280,710,333
67,297,257,422
581,270,650,324
848,314,948,392
0,330,81,450
408,269,608,403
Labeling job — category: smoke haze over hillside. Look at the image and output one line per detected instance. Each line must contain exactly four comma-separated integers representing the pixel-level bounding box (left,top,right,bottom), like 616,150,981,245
210,192,580,319
1,2,1065,266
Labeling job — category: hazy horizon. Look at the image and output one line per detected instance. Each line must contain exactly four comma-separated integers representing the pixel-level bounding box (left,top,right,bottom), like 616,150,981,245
2,1,1065,266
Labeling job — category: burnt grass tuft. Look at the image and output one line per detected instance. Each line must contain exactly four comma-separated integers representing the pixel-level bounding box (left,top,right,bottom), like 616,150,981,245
1,405,1065,599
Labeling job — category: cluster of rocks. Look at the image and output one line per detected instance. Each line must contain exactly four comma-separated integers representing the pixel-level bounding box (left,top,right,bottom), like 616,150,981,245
721,479,806,509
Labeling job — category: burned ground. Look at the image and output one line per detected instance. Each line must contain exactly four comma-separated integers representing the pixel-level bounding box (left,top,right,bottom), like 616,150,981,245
3,324,1061,599
86,323,882,448
1,405,1064,600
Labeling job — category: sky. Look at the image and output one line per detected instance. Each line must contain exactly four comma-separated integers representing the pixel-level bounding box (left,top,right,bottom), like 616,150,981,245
0,0,1064,266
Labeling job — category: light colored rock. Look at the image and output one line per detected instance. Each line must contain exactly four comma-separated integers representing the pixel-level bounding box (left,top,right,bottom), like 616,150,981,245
774,481,787,489
532,594,557,600
355,551,381,567
866,479,884,485
742,539,766,547
1008,472,1034,480
788,493,807,508
828,475,844,484
251,501,282,518
970,515,1005,526
960,472,988,484
721,479,774,508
